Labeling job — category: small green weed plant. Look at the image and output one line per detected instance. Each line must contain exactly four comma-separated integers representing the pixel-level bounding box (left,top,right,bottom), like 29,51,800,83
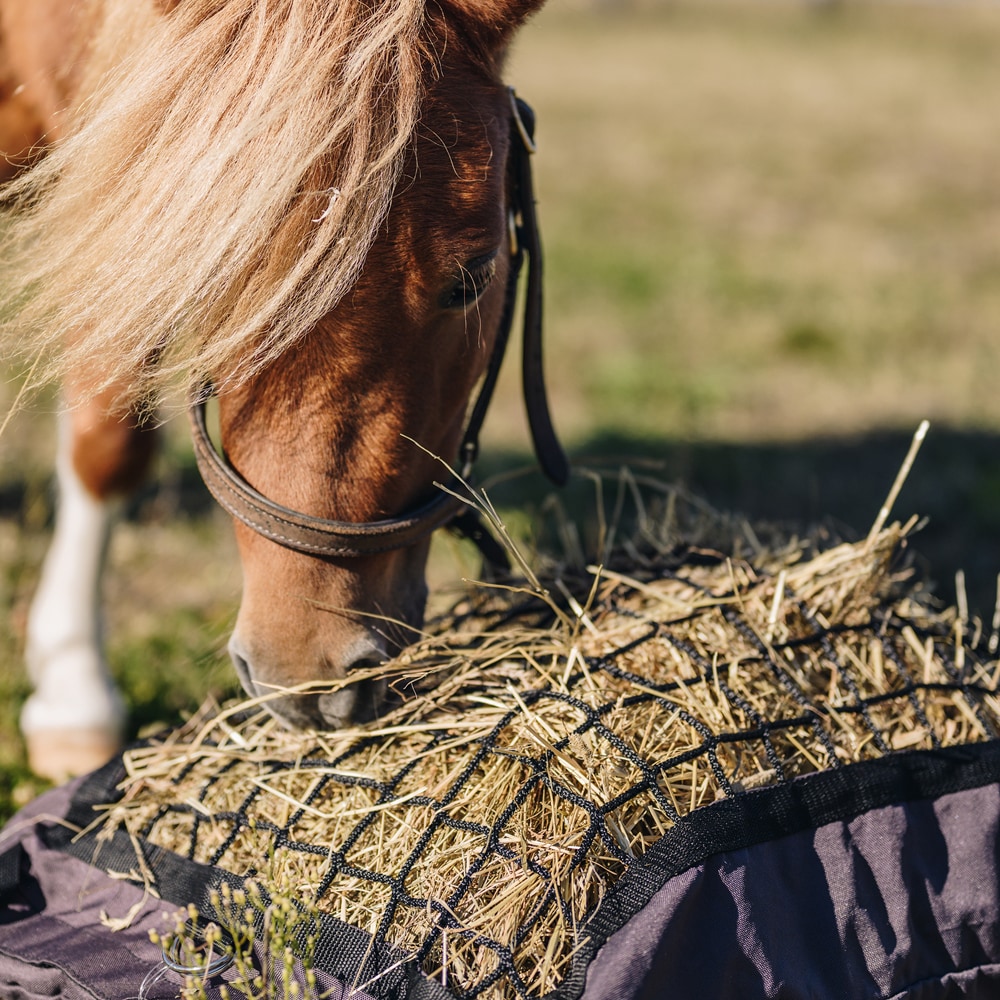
150,880,323,1000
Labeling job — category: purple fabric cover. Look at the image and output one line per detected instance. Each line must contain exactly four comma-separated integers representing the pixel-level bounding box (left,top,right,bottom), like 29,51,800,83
582,783,1000,999
0,780,175,1000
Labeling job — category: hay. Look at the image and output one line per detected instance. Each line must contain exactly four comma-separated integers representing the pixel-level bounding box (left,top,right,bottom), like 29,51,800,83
95,471,1000,999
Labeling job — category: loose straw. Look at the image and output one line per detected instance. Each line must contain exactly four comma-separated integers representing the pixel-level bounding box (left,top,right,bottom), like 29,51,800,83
867,420,929,546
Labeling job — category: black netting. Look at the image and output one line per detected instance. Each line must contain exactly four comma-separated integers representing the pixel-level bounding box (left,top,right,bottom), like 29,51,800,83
106,499,1000,999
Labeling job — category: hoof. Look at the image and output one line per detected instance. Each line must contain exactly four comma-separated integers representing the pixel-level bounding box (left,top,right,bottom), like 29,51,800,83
24,727,123,783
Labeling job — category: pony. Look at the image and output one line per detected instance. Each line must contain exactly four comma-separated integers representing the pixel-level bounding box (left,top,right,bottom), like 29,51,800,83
0,0,566,781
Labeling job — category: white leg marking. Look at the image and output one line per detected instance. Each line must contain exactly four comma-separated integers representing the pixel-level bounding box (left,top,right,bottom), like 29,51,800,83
21,412,125,776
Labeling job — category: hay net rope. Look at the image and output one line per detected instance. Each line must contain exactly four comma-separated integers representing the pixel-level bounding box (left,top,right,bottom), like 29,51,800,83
98,475,1000,999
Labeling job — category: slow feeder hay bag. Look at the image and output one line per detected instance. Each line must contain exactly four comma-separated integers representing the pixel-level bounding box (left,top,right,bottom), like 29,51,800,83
5,478,1000,999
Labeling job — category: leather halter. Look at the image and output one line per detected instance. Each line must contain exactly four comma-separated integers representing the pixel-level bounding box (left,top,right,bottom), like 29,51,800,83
188,91,567,559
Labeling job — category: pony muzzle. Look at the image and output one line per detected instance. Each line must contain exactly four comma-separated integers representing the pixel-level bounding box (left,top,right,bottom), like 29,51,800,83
228,636,389,730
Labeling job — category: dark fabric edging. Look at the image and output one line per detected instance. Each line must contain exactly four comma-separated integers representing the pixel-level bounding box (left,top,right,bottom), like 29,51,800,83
552,740,1000,1000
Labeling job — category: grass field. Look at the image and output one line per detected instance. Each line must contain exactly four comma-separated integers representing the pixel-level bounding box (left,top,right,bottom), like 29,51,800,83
4,0,1000,820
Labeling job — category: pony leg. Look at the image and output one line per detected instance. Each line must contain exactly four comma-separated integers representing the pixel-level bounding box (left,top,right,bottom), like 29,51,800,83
21,393,156,781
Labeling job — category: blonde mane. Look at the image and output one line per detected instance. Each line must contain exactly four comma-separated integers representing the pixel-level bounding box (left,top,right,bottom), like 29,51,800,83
0,0,432,401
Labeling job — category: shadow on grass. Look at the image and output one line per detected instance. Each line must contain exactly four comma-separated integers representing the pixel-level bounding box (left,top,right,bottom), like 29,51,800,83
3,426,997,616
476,427,1000,620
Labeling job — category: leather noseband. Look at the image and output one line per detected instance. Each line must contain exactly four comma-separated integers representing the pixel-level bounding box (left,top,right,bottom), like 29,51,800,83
188,91,567,560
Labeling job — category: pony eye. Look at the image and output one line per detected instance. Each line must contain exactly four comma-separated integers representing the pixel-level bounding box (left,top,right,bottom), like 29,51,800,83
440,255,497,311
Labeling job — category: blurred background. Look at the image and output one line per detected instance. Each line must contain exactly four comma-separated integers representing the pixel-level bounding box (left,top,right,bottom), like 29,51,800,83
3,0,1000,815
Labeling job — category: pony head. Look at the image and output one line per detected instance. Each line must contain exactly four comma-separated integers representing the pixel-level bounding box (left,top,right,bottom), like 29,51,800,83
218,71,550,727
1,0,556,729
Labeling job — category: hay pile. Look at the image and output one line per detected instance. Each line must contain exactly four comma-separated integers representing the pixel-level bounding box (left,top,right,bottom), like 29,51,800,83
96,471,1000,999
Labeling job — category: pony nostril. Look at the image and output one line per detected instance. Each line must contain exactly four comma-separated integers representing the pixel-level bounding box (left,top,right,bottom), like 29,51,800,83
227,642,256,700
347,655,386,674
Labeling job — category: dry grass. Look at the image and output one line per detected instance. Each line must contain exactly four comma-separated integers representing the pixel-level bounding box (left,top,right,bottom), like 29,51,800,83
93,469,1000,998
501,0,1000,444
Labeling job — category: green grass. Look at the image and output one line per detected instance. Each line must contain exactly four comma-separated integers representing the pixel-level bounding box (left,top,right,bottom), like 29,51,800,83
5,0,1000,822
496,0,1000,442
